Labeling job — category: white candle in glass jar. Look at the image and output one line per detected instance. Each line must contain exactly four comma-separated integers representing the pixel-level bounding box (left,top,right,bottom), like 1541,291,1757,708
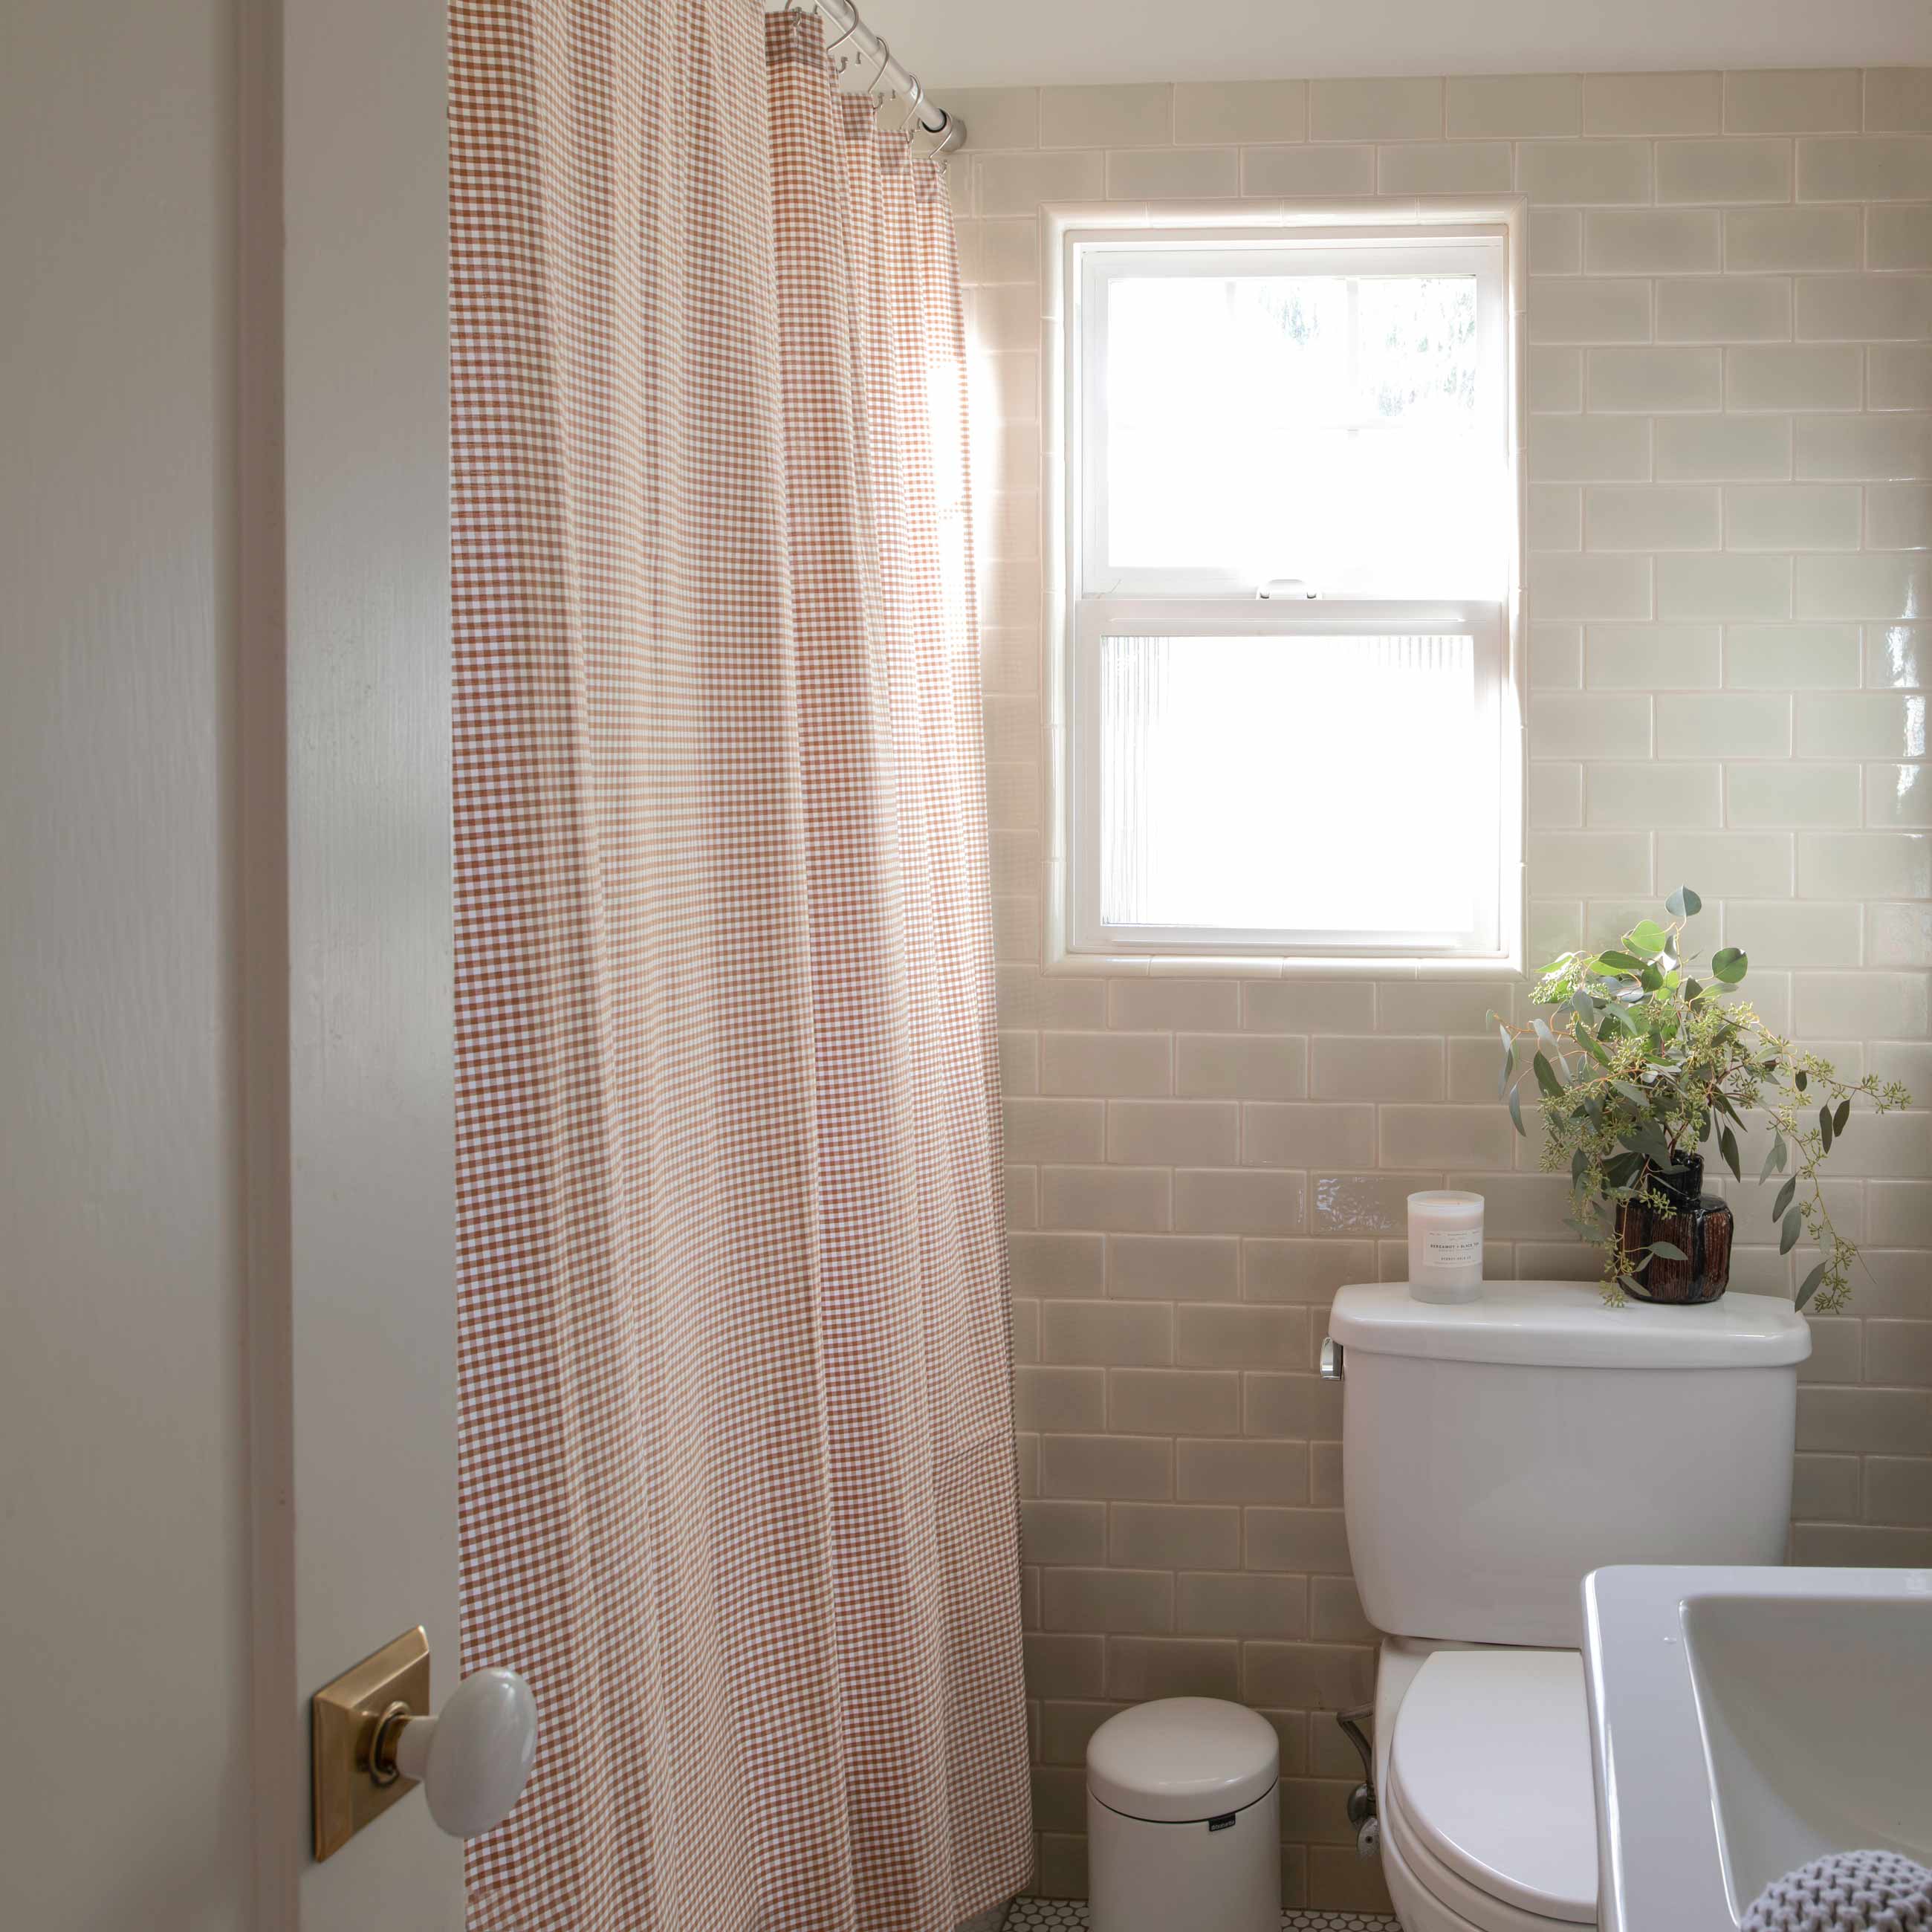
1407,1190,1485,1303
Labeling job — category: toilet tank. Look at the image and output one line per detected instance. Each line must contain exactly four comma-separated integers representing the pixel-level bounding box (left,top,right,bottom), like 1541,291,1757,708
1329,1282,1810,1649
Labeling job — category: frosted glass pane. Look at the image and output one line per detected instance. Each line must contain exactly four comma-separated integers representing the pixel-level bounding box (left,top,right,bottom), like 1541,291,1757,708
1104,275,1497,594
1100,634,1482,934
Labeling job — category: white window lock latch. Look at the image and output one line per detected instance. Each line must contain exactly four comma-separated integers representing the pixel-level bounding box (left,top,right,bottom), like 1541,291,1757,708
1256,578,1317,600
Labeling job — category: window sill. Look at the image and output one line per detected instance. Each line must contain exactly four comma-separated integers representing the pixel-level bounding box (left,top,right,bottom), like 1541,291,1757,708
1042,947,1526,983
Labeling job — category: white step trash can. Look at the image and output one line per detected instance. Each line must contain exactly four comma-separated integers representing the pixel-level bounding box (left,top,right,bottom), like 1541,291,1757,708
1086,1696,1280,1932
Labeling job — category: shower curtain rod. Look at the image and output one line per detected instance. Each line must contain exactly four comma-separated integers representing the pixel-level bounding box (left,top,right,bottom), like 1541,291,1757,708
778,0,967,152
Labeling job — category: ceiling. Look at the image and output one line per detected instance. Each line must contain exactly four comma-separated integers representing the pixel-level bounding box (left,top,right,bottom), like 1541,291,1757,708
861,0,1932,90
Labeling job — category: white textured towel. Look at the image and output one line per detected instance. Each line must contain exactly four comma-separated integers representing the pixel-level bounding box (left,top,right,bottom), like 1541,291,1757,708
1744,1852,1932,1931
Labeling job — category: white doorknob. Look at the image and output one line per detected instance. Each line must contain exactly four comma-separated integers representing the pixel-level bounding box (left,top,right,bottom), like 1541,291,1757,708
373,1667,538,1838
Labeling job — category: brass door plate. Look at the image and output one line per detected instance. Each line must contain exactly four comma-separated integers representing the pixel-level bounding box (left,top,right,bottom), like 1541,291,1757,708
311,1626,430,1861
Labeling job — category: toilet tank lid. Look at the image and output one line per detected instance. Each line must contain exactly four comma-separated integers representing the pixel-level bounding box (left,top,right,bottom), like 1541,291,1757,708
1086,1697,1279,1823
1329,1281,1811,1369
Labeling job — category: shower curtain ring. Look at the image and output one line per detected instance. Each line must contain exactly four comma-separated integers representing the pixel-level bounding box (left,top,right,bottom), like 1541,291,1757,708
864,35,891,96
825,7,862,56
895,80,924,134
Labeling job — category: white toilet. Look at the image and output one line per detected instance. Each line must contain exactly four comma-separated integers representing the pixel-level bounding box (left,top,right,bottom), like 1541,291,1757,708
1328,1280,1811,1932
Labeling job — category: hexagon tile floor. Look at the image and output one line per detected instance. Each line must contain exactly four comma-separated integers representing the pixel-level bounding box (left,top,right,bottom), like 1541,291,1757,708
1002,1906,1395,1931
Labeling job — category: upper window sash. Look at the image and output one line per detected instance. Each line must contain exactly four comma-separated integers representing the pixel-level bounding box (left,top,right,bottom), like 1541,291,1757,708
1074,233,1510,600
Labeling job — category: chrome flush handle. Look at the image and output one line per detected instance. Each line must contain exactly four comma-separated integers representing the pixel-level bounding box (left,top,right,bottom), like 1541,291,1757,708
1320,1336,1344,1381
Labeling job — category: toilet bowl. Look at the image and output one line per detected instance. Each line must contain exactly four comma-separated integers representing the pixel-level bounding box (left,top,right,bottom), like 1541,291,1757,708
1328,1282,1812,1931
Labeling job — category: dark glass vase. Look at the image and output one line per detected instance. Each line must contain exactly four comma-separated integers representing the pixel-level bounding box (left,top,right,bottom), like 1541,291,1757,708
1616,1155,1733,1304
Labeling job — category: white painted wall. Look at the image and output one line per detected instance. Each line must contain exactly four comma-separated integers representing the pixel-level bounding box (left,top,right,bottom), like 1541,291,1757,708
868,0,1932,89
0,1,253,1922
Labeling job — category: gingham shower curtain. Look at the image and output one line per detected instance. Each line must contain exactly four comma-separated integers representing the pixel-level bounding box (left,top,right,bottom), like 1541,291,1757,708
450,5,1030,1928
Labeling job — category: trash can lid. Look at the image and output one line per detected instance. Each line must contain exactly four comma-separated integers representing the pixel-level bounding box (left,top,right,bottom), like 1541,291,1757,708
1086,1696,1280,1824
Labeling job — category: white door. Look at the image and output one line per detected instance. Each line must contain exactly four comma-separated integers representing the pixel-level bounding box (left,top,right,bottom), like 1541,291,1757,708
257,0,464,1920
1,0,464,1924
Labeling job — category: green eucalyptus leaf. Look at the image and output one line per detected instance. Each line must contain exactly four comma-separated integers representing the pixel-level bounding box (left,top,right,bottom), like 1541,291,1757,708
1819,1105,1834,1153
1508,1081,1525,1136
1597,950,1646,974
1640,964,1664,993
1629,920,1670,956
1571,1150,1586,1187
1833,1098,1850,1134
1779,1207,1803,1256
1794,1069,1808,1093
1795,1261,1826,1312
1612,1081,1648,1110
1664,886,1702,918
1647,1240,1688,1261
1719,1124,1742,1182
1711,947,1748,985
1683,976,1705,1003
1772,1176,1797,1221
1533,1051,1564,1100
1759,1135,1786,1181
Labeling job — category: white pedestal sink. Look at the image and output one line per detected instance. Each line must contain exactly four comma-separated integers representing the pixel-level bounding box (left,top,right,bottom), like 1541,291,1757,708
1583,1566,1932,1932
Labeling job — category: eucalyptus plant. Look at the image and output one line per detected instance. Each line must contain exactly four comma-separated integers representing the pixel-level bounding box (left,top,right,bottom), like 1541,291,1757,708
1491,886,1913,1312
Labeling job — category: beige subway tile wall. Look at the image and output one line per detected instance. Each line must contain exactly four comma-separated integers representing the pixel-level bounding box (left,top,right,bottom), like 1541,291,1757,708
948,67,1931,1913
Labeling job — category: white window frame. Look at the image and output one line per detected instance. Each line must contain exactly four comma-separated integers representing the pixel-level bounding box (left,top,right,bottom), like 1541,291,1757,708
1062,223,1522,967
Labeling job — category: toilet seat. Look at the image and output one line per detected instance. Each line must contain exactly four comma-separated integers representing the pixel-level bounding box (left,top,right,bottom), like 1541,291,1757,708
1383,1804,1583,1932
1385,1648,1598,1928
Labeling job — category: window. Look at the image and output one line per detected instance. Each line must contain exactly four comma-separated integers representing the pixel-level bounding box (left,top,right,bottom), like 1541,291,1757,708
1067,229,1517,962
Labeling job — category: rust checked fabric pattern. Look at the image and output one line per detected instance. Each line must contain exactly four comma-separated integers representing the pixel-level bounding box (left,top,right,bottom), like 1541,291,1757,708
451,3,1029,1927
